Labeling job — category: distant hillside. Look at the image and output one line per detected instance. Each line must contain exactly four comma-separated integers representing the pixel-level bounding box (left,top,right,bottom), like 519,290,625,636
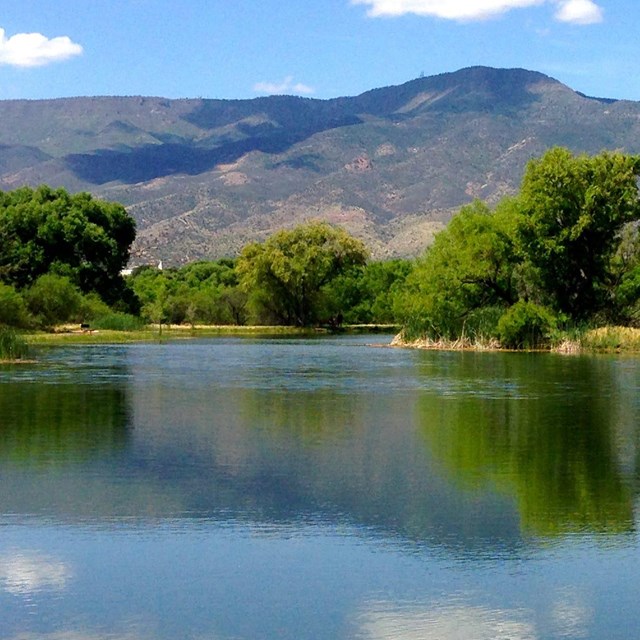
2,66,640,265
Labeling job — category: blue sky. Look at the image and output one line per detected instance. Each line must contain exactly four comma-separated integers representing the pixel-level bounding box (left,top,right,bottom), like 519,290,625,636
0,0,637,102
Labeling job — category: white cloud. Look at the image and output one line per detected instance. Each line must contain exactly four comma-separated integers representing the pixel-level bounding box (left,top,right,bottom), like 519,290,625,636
253,76,315,95
554,0,603,24
352,0,543,20
352,0,603,24
0,27,83,68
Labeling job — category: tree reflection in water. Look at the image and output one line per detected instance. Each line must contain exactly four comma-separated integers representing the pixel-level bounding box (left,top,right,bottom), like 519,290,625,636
0,381,131,465
417,352,634,537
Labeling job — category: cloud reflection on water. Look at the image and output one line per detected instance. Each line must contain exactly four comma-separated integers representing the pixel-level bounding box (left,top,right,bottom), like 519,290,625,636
356,591,596,640
357,600,537,640
0,550,72,596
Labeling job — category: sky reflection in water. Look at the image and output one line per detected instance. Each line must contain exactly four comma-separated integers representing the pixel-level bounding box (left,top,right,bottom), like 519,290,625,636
0,336,639,639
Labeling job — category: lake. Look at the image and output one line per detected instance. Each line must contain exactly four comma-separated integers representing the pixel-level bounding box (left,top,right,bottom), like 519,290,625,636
1,335,639,639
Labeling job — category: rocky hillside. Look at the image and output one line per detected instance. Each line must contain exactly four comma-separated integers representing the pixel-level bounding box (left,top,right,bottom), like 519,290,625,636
1,66,639,265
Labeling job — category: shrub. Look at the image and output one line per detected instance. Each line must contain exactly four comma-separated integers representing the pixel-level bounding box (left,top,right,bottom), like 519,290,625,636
90,312,145,331
0,283,31,328
25,274,83,327
497,301,559,349
78,292,112,322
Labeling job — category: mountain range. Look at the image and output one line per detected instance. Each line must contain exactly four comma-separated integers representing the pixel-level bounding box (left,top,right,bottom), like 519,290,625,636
1,66,638,266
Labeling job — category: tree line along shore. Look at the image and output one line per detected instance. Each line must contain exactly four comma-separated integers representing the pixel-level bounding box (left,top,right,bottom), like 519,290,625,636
0,147,639,359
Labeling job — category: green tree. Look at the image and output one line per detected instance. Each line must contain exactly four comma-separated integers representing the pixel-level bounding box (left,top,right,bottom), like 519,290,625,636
324,259,412,324
607,222,640,325
237,222,368,326
516,148,640,320
0,185,136,307
130,260,246,326
398,200,517,339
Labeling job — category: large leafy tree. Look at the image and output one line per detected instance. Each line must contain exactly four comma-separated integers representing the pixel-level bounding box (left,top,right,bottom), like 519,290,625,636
398,148,640,341
237,222,368,326
0,185,136,306
398,200,518,339
516,148,640,320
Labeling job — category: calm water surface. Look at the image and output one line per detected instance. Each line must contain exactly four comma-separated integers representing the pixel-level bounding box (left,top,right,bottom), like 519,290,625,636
1,335,639,639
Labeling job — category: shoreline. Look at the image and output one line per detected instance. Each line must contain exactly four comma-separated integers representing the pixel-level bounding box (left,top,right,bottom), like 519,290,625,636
3,324,636,354
390,326,640,354
24,323,400,346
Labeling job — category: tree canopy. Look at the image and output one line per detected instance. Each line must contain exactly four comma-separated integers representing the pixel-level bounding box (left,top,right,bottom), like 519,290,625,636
237,222,369,326
516,148,640,320
398,200,518,339
0,185,136,306
1,148,638,343
400,148,640,344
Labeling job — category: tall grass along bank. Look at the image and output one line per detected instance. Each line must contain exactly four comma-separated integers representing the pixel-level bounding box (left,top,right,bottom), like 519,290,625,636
0,327,30,360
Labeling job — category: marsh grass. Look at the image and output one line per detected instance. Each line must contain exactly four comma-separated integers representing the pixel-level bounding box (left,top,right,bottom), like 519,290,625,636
391,330,501,351
0,327,30,360
579,326,640,352
394,325,640,353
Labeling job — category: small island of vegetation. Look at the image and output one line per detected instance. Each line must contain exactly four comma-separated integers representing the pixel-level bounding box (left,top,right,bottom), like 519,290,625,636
0,147,639,357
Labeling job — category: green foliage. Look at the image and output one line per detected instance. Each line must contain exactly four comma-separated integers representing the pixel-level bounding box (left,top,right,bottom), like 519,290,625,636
398,200,517,340
398,148,640,346
130,259,246,326
77,292,112,322
324,259,412,324
516,148,640,319
237,222,369,326
25,274,83,328
0,282,31,328
606,223,640,326
0,185,136,307
0,326,30,360
129,250,404,329
90,312,145,331
496,301,559,349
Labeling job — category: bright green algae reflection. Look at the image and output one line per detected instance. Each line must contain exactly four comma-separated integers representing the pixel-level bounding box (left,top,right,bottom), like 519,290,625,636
0,337,639,640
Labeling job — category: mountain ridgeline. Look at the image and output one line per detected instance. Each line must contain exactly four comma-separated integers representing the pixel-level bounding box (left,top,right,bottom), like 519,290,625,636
1,66,639,266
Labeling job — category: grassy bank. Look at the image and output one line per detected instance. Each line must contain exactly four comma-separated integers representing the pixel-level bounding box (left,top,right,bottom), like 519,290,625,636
25,323,399,346
26,324,312,345
577,326,640,353
13,323,640,353
392,326,640,354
